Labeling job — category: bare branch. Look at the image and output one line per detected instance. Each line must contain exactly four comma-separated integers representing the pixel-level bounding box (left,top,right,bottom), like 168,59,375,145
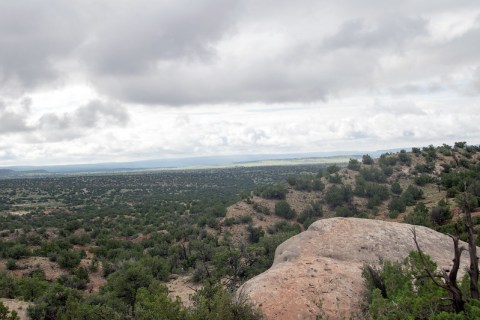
412,227,448,289
412,227,465,313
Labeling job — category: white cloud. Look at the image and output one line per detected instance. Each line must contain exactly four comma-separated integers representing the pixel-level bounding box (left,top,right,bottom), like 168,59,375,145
0,0,479,165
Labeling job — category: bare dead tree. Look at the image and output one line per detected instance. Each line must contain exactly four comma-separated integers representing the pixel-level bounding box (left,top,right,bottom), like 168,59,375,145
462,181,479,299
412,227,466,313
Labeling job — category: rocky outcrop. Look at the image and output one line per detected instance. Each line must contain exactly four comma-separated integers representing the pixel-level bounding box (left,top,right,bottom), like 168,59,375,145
240,217,474,319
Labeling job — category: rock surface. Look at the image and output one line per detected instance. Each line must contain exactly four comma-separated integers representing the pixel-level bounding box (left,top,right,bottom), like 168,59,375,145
240,217,474,320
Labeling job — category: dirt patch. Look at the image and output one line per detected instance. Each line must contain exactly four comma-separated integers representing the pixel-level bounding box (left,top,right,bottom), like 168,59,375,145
167,275,202,307
285,189,320,215
78,258,107,293
222,200,297,243
0,257,67,281
0,298,31,320
6,210,29,216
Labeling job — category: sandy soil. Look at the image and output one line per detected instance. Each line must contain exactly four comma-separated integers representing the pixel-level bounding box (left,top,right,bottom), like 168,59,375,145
1,298,31,320
0,257,67,281
166,274,202,307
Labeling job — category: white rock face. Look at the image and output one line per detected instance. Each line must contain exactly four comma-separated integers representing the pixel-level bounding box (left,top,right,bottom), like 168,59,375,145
240,217,474,320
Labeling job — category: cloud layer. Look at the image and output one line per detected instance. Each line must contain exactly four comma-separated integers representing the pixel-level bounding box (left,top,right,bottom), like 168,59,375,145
0,0,479,165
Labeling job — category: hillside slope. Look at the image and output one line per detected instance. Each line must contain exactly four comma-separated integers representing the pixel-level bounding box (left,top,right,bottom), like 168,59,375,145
221,143,480,244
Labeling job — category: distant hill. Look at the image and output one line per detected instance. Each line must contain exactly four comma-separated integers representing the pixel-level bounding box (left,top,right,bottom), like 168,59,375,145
0,168,49,178
0,169,15,177
220,142,480,244
0,148,403,174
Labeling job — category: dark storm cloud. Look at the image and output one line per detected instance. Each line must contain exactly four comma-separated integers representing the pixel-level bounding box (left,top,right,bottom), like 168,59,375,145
0,98,128,140
0,98,32,133
81,5,436,105
0,1,89,90
37,100,129,132
321,16,427,51
431,17,480,67
1,0,480,106
0,110,31,134
83,0,240,75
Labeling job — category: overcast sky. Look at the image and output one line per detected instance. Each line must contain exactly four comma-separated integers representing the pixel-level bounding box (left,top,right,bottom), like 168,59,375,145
1,0,479,166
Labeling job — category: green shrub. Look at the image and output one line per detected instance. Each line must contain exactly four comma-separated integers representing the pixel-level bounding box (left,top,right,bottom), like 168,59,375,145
388,198,406,214
347,158,361,171
274,201,295,219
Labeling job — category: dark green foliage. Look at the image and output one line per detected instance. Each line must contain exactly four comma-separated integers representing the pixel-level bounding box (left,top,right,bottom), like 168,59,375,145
27,284,82,320
327,173,342,184
415,162,435,174
252,202,271,215
326,164,341,174
355,178,389,200
0,301,19,320
15,274,49,302
362,154,374,165
430,200,452,226
390,182,403,195
2,243,30,259
423,145,437,160
287,174,324,192
189,283,263,320
297,201,323,227
388,198,406,214
439,144,453,156
363,252,448,319
402,185,424,206
363,251,480,319
239,215,253,224
404,203,430,227
335,206,354,217
56,250,82,270
0,272,16,299
388,210,400,219
134,283,187,320
103,264,154,307
456,192,479,213
205,204,227,217
359,167,387,183
378,154,397,167
355,177,389,209
247,224,264,243
256,231,298,267
454,141,467,149
415,174,436,186
381,165,394,177
347,158,361,171
56,296,123,320
397,150,411,165
5,259,16,270
58,267,89,290
274,200,295,219
253,184,287,200
325,185,353,208
141,256,170,281
267,221,301,235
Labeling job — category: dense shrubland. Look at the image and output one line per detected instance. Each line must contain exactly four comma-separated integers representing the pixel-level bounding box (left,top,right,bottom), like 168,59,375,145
1,142,480,319
0,165,328,319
